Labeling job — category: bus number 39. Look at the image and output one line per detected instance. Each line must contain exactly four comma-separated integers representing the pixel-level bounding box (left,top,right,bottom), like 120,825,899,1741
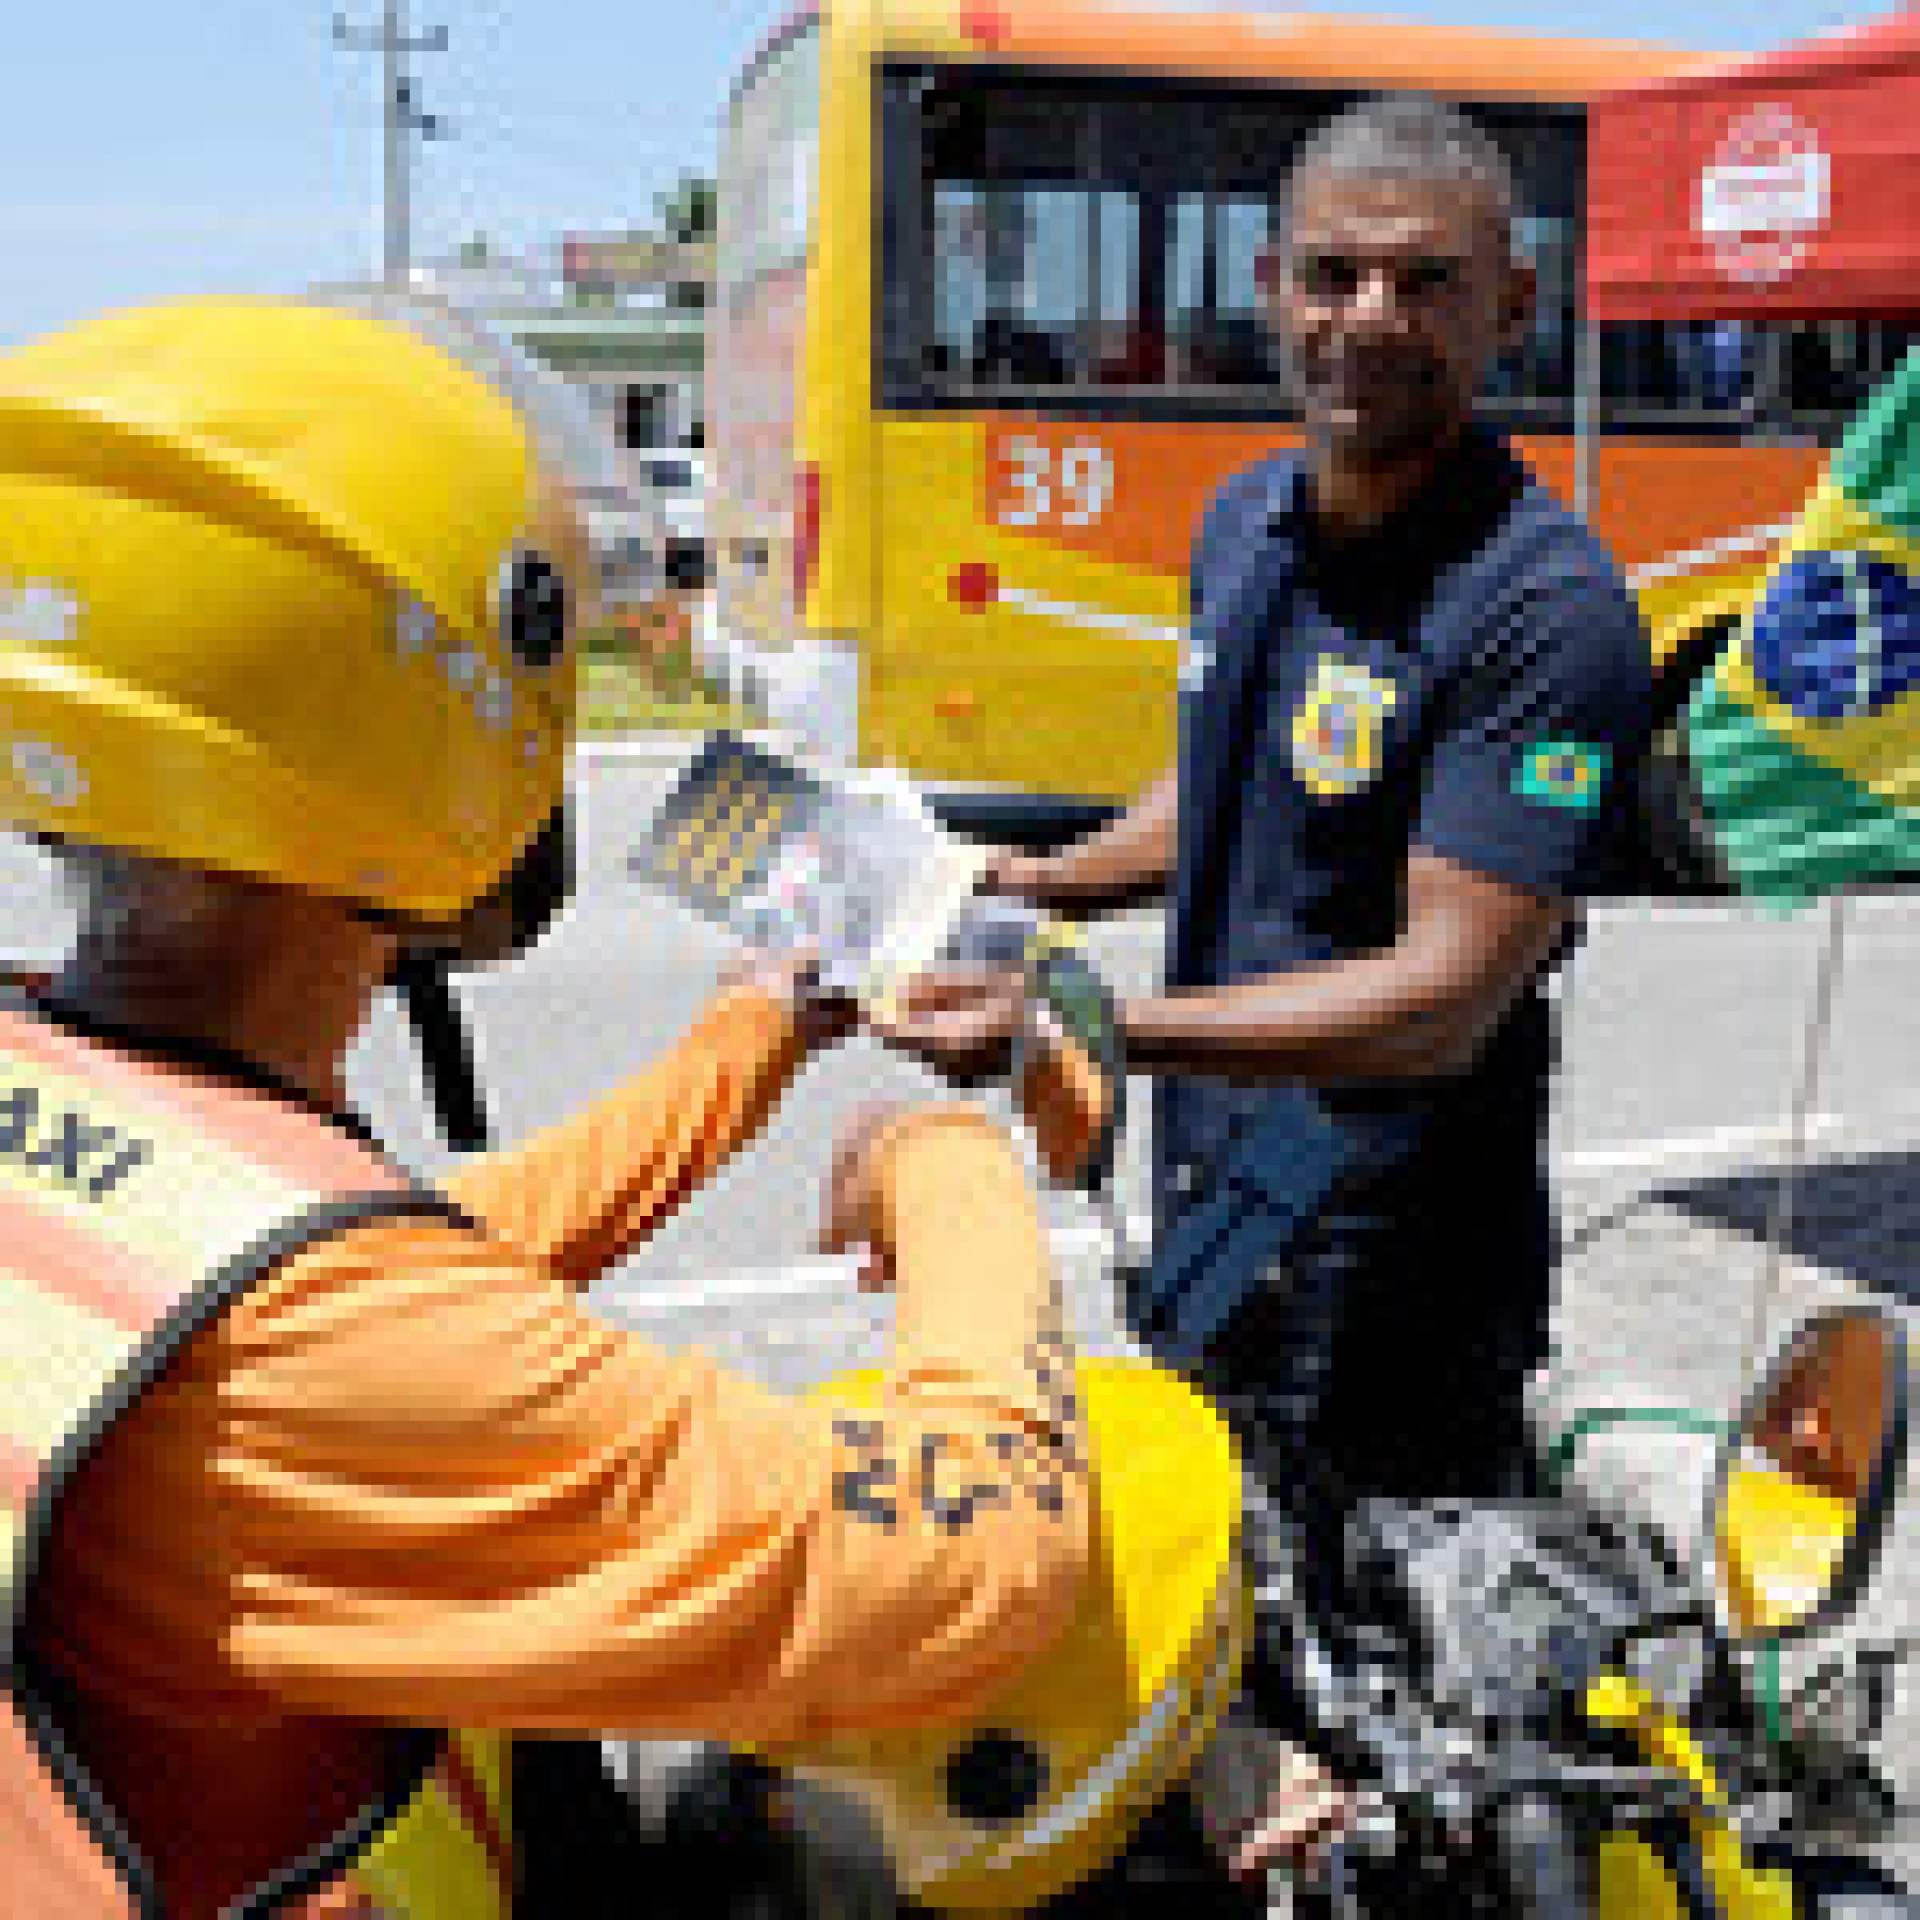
999,437,1115,530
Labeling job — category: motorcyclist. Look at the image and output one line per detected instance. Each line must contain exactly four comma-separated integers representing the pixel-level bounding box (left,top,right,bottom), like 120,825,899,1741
0,288,1093,1918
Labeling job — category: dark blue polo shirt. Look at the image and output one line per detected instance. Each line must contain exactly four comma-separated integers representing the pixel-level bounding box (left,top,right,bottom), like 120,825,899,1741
1156,425,1653,1486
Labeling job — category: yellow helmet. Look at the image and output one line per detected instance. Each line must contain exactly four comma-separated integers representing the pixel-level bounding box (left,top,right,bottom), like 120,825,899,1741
0,287,603,918
767,1358,1250,1914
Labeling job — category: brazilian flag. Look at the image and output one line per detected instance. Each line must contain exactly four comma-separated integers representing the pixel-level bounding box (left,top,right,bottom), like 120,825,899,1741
1688,347,1920,906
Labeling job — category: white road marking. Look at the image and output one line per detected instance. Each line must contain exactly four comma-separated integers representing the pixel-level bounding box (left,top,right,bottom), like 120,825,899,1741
604,1106,1853,1317
1557,1113,1843,1173
606,1105,1850,1328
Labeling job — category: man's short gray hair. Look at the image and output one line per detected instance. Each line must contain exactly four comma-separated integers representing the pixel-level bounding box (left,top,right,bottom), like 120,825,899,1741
1286,94,1519,251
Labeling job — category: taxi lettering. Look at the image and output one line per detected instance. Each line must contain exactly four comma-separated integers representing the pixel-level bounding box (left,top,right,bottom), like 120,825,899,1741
0,1083,153,1200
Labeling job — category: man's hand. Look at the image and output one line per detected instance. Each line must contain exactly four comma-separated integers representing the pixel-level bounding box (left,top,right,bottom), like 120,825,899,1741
981,848,1057,902
816,1101,917,1292
1228,1745,1359,1886
1195,1713,1359,1892
717,943,859,1052
868,965,1026,1086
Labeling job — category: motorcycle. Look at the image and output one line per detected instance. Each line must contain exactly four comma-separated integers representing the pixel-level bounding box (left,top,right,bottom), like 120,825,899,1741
612,1302,1911,1920
1222,1299,1914,1919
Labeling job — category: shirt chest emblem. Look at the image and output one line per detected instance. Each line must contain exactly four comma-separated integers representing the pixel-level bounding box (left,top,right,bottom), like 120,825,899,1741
1290,654,1400,797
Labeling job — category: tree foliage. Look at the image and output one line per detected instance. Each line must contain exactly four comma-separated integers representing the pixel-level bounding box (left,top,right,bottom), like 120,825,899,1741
655,175,717,246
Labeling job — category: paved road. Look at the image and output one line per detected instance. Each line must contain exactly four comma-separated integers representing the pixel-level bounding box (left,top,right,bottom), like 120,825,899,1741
4,747,1917,1892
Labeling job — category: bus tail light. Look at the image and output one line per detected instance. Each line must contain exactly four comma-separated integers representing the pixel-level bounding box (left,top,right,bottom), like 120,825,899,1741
960,3,1011,46
793,463,823,604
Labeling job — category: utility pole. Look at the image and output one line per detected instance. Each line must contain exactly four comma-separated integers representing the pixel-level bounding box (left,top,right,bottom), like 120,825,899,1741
335,3,448,283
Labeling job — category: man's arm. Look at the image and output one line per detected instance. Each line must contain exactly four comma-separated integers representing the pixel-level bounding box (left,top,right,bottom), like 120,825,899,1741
443,974,822,1292
43,1109,1090,1752
989,765,1179,915
942,565,1652,1091
1118,849,1568,1083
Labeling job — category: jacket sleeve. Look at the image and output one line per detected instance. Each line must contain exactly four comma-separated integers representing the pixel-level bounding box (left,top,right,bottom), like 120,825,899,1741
441,981,812,1290
37,1104,1091,1752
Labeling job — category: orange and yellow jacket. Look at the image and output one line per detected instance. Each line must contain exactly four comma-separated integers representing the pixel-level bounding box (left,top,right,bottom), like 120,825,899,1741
0,978,1088,1918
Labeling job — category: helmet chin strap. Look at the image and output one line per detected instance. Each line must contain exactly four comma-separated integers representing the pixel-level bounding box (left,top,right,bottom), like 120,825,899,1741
365,799,574,1157
344,905,491,1152
389,950,492,1154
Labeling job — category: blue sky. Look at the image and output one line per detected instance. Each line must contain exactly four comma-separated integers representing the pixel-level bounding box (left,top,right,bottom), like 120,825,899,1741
0,0,1883,351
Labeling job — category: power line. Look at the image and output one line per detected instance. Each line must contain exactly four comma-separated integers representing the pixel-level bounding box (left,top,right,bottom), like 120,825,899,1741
333,2,748,274
333,3,449,280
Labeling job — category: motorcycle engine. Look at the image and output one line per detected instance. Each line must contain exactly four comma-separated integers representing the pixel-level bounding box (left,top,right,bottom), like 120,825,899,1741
1340,1498,1678,1727
1263,1495,1698,1839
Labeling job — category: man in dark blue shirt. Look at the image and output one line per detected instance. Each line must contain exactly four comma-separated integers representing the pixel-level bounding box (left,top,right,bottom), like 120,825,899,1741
880,95,1655,1895
1140,412,1647,1504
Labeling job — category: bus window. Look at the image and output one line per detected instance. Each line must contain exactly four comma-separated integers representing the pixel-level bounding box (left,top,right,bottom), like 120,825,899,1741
1170,196,1282,387
922,82,1101,392
1602,322,1680,415
928,183,1148,388
1673,322,1756,411
1599,318,1764,430
1780,321,1908,426
712,12,821,655
895,74,1597,415
908,72,1314,405
1593,321,1913,442
1472,109,1580,416
719,23,819,299
1486,213,1576,405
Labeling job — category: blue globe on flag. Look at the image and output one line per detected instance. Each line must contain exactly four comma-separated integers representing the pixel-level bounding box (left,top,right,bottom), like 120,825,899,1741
1748,551,1920,721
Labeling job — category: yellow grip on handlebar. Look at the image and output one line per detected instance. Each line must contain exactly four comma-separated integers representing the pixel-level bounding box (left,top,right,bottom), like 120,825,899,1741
1586,1675,1799,1920
1582,1673,1726,1811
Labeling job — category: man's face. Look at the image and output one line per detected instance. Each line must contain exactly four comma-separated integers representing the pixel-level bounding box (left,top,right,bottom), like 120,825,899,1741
1269,169,1532,469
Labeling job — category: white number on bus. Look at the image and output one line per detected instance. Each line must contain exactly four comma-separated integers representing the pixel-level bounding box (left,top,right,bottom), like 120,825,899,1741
1058,443,1113,527
1002,436,1052,527
998,438,1113,530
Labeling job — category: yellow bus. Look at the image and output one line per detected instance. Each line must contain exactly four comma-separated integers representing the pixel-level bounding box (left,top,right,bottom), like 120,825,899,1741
710,0,1915,855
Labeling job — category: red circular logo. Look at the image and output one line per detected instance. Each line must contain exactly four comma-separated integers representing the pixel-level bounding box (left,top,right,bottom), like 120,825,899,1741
1698,103,1829,287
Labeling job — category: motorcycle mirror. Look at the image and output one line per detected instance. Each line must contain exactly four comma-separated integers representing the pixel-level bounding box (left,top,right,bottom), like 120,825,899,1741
1010,935,1126,1194
940,899,1127,1194
1702,1306,1910,1646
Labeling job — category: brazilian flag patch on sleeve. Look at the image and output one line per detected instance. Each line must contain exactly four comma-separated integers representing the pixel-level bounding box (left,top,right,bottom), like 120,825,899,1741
1515,739,1610,812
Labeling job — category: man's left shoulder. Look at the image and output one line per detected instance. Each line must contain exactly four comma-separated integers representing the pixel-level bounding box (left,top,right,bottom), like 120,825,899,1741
1488,442,1633,598
1480,455,1648,667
